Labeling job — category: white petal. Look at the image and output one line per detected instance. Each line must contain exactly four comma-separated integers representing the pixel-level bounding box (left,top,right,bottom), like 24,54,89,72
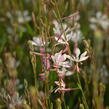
61,61,71,68
51,55,56,63
33,37,43,46
74,48,80,58
59,54,66,62
65,55,72,60
63,24,67,30
80,51,87,58
79,51,88,62
65,71,74,76
79,56,89,62
68,55,76,61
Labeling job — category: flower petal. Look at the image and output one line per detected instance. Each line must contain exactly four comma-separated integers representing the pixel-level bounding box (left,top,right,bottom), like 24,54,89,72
74,48,80,58
79,56,89,62
65,71,74,76
80,51,87,58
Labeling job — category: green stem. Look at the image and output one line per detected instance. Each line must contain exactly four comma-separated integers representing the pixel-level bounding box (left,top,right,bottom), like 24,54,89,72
77,73,89,109
61,93,67,109
45,71,50,108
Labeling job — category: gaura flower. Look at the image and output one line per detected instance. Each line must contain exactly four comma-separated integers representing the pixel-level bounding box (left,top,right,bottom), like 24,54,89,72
69,48,89,63
53,19,82,44
57,68,74,77
54,79,69,93
70,30,82,43
53,20,72,44
54,34,70,45
53,20,63,35
32,37,46,47
54,79,79,93
90,11,109,30
54,29,82,44
51,50,71,68
29,37,50,52
67,47,89,73
17,10,31,24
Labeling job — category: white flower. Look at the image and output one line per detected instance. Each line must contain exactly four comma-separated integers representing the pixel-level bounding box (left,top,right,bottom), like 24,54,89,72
53,20,68,35
90,12,109,30
70,30,82,42
33,37,44,46
69,48,89,62
17,10,31,24
55,79,65,88
31,37,46,46
54,33,71,44
75,14,80,21
58,68,74,76
51,50,71,68
2,92,24,109
53,20,71,44
10,93,23,107
54,79,75,93
53,20,82,44
65,70,74,76
54,79,66,93
53,20,62,35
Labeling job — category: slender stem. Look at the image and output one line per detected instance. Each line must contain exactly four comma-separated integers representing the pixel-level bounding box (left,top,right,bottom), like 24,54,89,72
61,93,67,109
77,72,89,109
45,70,50,108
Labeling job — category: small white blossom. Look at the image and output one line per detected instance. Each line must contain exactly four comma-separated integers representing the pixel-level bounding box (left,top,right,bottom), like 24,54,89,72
32,37,46,46
58,68,74,76
70,30,82,42
69,48,89,62
54,79,65,93
6,10,31,33
90,12,109,30
53,20,62,35
53,20,70,44
1,91,24,109
54,79,75,93
53,20,82,44
51,50,71,68
17,10,31,24
9,93,23,108
65,70,74,76
6,10,31,24
54,33,71,44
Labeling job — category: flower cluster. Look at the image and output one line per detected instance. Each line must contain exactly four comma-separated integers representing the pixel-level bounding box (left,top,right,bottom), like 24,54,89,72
53,14,82,44
6,10,31,34
90,11,109,31
6,10,31,24
29,12,89,94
